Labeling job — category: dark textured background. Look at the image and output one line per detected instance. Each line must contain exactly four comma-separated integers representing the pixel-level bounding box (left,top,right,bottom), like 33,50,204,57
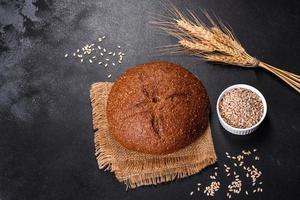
0,0,299,200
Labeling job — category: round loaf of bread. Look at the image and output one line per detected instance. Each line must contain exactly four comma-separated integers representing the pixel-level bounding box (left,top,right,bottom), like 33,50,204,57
107,61,210,155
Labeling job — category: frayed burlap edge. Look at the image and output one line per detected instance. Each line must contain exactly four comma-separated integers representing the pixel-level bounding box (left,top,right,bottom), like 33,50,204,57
116,158,216,188
90,82,217,189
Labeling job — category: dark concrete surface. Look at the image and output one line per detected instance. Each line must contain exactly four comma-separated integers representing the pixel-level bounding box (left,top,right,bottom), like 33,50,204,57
0,0,299,199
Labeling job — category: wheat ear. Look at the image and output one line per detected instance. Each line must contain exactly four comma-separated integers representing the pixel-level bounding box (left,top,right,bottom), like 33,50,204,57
150,7,300,93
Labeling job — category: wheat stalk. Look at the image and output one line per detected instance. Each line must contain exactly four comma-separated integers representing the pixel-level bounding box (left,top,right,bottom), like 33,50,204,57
151,7,300,93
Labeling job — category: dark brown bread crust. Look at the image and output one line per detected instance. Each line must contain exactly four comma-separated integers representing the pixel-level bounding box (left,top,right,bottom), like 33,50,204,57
107,61,210,155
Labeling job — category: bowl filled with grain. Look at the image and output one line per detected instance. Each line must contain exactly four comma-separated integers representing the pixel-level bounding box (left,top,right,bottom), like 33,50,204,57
216,84,267,135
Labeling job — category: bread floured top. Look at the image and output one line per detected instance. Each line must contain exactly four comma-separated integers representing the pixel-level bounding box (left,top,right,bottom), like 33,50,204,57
107,61,210,155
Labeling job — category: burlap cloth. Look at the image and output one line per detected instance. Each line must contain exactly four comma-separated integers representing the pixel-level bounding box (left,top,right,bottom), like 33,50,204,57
90,82,217,189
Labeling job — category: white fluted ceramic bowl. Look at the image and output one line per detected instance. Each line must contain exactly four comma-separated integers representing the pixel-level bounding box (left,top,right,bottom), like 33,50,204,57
216,84,267,135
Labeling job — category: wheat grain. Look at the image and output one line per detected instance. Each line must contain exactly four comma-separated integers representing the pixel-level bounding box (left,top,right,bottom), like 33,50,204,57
179,39,214,52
